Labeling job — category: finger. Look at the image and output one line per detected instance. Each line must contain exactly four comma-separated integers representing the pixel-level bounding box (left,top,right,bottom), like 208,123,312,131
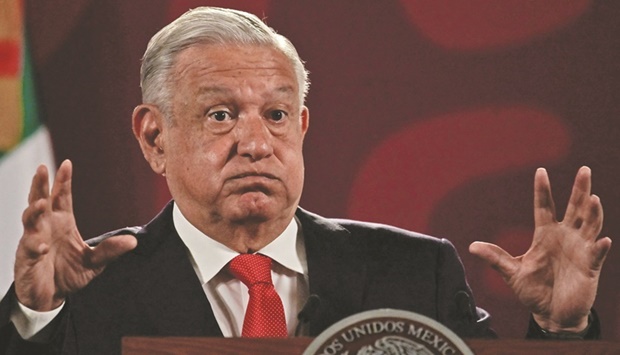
87,235,138,269
28,165,50,204
564,166,592,225
22,199,47,230
20,199,51,256
590,237,612,271
581,194,603,237
51,160,74,213
533,168,556,227
469,241,519,279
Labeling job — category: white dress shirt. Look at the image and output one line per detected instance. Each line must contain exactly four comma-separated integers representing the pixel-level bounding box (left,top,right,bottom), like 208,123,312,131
10,203,309,340
172,204,309,336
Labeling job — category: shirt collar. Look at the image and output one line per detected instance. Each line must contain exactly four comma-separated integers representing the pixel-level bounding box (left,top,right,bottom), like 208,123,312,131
172,203,304,284
257,217,304,275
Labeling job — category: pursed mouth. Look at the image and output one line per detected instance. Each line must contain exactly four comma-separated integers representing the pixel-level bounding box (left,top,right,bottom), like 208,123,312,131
228,174,276,195
231,172,278,180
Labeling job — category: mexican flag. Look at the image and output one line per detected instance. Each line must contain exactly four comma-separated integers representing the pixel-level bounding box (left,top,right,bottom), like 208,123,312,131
0,0,55,296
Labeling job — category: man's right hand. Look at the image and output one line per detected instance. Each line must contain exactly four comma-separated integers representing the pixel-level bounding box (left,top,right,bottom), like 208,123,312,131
14,160,137,311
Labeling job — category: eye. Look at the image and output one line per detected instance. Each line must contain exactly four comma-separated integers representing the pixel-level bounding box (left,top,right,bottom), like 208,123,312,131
268,110,287,122
209,110,232,122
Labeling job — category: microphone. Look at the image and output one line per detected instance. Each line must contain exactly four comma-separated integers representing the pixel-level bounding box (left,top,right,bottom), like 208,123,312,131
295,294,321,336
454,290,475,322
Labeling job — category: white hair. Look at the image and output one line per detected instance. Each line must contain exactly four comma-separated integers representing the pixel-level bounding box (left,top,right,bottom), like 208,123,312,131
140,7,310,119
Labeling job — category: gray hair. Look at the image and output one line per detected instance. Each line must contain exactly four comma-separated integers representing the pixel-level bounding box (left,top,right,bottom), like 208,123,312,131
140,7,310,119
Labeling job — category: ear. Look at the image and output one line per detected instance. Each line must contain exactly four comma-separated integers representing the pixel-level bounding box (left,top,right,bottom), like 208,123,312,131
132,104,167,175
300,105,310,138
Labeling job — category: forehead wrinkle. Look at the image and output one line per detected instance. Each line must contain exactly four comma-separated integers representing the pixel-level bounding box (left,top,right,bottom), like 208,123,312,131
197,86,232,97
196,83,297,101
176,57,295,82
177,55,291,78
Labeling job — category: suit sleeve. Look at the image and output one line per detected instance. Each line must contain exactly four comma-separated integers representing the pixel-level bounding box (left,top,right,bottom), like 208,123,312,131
435,239,496,338
526,309,601,339
0,284,68,354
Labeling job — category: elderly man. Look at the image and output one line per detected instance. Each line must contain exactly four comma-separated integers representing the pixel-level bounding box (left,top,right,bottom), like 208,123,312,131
0,7,611,354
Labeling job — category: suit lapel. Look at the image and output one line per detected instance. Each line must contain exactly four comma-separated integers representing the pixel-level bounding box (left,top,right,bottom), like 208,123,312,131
132,202,223,337
296,208,368,335
128,205,366,337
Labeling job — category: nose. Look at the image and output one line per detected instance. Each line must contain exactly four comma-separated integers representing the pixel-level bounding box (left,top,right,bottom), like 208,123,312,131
235,115,274,161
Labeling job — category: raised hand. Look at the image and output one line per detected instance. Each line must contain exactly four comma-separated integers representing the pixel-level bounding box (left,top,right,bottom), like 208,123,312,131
14,160,137,311
469,167,612,332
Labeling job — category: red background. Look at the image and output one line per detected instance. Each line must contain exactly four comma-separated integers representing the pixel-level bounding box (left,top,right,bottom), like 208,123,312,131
25,0,620,338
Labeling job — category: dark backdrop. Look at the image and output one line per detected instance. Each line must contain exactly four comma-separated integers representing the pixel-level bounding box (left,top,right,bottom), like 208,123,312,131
25,0,620,338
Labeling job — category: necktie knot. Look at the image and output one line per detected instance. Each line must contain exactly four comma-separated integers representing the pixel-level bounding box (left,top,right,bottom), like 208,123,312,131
228,253,273,287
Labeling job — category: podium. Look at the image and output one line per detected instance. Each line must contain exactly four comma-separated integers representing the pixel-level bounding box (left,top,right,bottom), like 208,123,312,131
122,337,620,354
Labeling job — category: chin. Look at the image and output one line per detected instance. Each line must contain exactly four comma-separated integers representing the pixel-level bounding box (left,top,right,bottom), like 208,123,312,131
228,194,286,223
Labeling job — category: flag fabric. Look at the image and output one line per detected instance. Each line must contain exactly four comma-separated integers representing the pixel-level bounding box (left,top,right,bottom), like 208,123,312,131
0,0,55,297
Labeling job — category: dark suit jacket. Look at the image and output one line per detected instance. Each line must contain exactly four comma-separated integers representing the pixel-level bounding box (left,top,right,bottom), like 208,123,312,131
0,202,594,354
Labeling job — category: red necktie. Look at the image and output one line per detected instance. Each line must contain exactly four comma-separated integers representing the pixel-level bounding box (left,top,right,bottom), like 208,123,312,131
228,254,288,337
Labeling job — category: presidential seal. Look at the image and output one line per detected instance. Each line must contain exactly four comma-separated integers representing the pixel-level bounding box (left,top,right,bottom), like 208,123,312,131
303,309,473,355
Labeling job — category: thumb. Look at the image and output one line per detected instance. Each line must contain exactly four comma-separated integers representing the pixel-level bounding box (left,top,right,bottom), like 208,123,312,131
591,237,612,271
469,241,518,280
88,234,138,268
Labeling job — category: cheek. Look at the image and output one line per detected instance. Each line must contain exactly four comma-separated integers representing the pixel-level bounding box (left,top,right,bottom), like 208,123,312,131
182,131,227,160
168,133,228,177
282,145,306,189
205,150,221,166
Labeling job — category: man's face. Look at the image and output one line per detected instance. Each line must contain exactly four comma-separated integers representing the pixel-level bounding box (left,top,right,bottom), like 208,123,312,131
160,44,309,233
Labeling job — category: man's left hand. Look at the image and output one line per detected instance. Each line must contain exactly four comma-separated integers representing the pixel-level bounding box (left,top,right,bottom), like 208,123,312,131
470,166,612,332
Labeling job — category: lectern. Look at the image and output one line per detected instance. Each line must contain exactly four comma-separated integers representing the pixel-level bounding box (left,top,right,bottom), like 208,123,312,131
122,337,620,355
